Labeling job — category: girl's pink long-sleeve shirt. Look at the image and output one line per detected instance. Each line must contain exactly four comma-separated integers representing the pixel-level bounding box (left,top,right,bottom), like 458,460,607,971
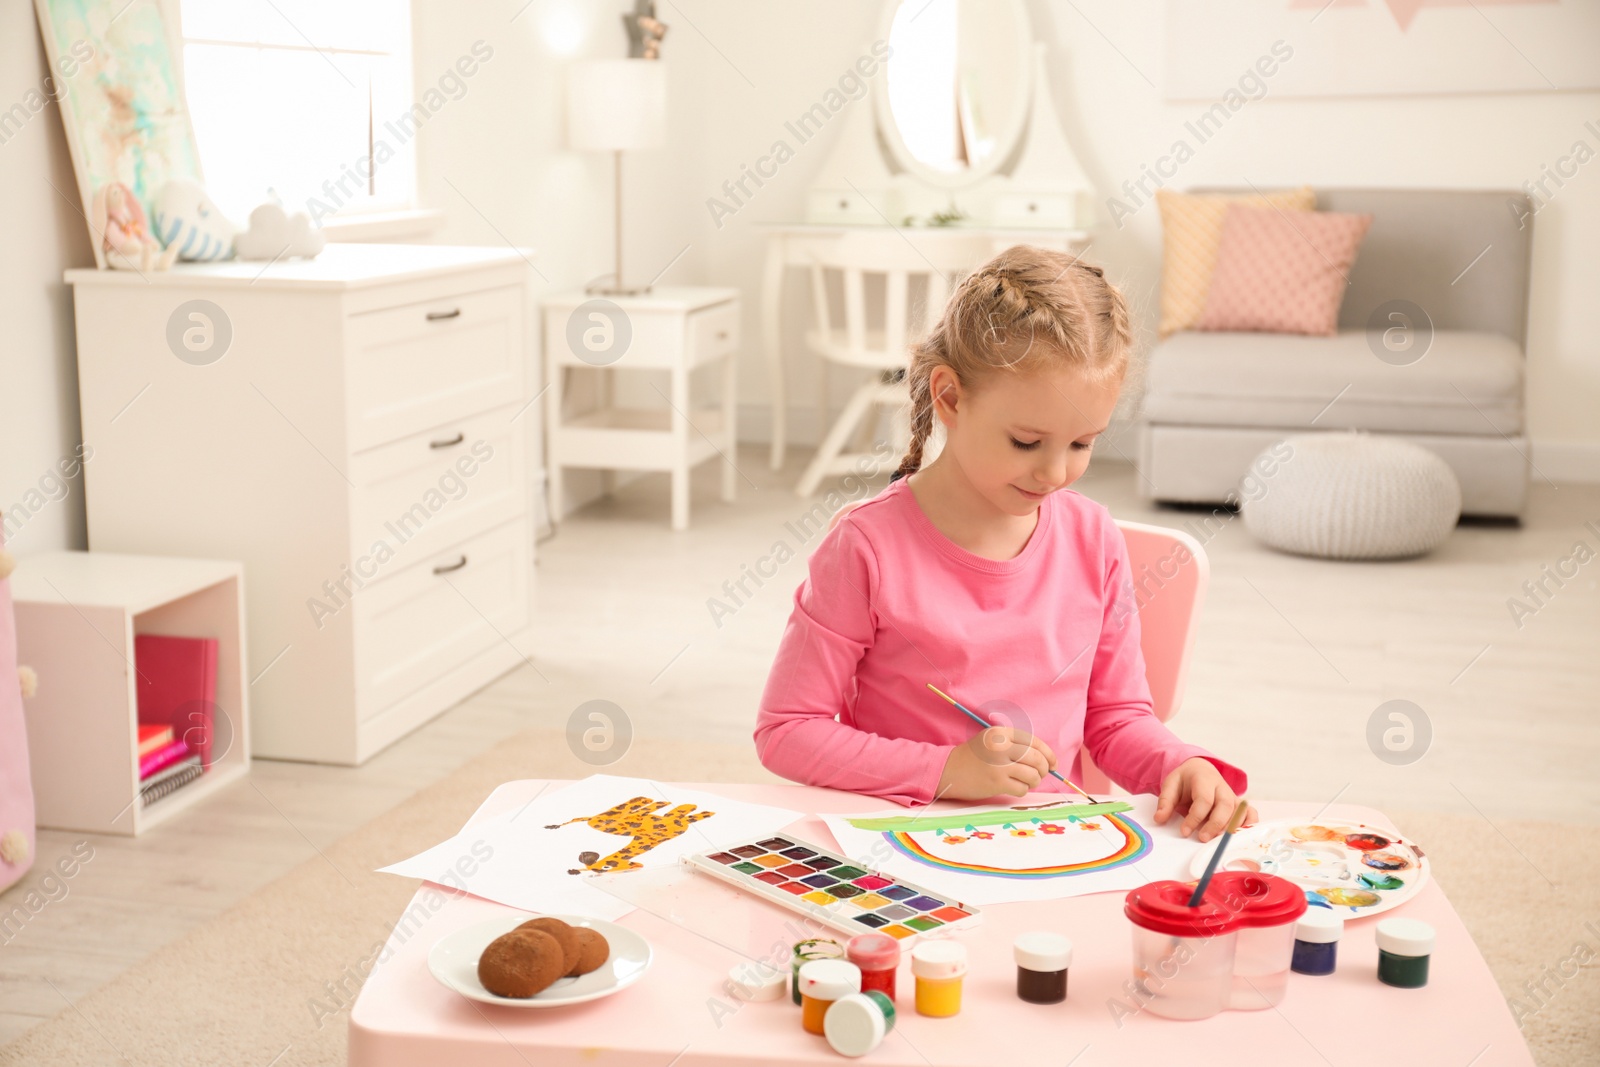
754,477,1246,807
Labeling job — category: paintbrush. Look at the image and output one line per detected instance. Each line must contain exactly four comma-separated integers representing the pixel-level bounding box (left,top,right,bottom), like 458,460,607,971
1187,799,1251,907
924,683,1099,802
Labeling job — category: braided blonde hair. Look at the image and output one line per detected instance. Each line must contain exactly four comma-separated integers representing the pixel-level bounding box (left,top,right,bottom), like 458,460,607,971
894,246,1133,481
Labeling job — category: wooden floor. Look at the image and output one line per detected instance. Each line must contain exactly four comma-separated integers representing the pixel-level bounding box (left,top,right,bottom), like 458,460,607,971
2,447,1597,1046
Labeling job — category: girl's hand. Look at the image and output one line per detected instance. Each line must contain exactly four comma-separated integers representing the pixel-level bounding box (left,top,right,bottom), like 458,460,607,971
1153,757,1257,842
936,727,1058,801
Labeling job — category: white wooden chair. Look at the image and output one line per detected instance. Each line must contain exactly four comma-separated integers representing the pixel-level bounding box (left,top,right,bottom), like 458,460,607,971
795,231,993,497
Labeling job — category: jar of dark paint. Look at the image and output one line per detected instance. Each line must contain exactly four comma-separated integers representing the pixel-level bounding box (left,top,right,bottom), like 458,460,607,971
1375,917,1434,988
1290,908,1344,976
1013,931,1072,1004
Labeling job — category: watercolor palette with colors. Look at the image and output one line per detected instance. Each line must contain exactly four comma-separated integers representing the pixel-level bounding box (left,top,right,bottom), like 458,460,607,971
685,834,983,944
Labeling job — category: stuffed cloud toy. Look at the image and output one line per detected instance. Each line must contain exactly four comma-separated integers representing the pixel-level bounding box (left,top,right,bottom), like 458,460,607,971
233,203,326,261
152,179,237,262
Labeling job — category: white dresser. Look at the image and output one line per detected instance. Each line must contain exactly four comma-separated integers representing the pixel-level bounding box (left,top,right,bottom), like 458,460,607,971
66,245,539,765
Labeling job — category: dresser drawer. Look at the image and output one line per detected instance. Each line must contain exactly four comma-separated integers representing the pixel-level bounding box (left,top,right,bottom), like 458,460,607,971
348,405,526,572
347,285,525,450
688,301,739,365
353,519,531,720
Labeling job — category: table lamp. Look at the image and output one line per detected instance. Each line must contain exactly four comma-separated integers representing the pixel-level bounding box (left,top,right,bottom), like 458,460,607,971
567,58,666,295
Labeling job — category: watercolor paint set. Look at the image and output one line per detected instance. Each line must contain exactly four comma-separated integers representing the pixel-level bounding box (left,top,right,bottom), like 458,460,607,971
685,833,984,944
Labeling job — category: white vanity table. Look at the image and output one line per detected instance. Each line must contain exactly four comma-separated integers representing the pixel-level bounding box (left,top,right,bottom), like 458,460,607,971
760,0,1097,470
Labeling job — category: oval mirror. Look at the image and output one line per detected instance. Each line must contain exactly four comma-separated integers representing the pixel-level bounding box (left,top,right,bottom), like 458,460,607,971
875,0,1033,189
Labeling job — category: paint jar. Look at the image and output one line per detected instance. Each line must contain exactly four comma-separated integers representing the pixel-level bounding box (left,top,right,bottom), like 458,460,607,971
790,939,843,1006
1376,918,1434,989
824,990,897,1057
1124,880,1241,1021
1211,872,1307,1010
798,959,860,1035
910,940,968,1017
1290,909,1345,976
846,933,901,1002
1013,931,1072,1004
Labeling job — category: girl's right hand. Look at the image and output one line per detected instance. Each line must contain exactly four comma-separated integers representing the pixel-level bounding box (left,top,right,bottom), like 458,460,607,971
935,727,1058,801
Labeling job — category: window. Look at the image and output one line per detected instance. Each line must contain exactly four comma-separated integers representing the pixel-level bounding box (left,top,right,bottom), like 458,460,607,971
178,0,415,224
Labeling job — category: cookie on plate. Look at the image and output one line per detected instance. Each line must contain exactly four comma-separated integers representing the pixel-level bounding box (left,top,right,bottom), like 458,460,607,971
516,917,581,974
566,926,610,977
477,929,565,998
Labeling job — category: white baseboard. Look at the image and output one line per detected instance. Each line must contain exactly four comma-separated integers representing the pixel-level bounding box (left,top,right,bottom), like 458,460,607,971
1532,440,1600,484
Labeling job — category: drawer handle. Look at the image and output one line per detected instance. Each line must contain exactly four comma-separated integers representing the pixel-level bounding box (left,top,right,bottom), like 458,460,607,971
716,330,729,340
432,555,468,575
426,308,462,322
429,432,465,449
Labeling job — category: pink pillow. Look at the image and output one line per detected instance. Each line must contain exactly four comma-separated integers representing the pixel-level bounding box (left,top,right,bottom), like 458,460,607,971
1196,205,1373,336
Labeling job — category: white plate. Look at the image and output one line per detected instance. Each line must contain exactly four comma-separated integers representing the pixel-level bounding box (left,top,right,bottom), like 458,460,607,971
1189,818,1429,918
428,914,652,1007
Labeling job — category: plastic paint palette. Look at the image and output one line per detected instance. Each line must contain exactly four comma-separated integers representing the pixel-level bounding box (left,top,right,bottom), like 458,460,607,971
1189,818,1429,918
686,834,982,945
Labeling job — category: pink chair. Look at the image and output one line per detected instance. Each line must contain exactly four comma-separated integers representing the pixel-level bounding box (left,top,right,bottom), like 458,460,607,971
824,504,1209,795
1079,521,1209,794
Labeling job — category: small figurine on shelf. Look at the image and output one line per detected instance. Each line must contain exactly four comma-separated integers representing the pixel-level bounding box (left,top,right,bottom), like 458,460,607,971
152,179,237,262
233,201,326,261
623,0,668,59
92,182,177,271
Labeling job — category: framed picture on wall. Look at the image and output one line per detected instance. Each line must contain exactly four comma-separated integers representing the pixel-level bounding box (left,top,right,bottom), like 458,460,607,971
1164,0,1600,99
34,0,205,269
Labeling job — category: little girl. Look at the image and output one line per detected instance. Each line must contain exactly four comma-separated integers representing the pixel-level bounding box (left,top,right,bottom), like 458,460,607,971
754,247,1253,843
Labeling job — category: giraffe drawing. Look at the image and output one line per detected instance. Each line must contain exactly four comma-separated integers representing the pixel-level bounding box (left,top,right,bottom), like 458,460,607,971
546,796,714,874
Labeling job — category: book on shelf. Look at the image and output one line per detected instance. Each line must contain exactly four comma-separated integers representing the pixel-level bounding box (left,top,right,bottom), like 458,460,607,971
138,724,174,757
139,756,204,808
140,754,202,790
139,739,191,780
135,634,219,769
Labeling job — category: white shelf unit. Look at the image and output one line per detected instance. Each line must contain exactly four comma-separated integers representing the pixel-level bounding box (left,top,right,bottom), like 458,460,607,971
12,552,250,836
542,287,740,530
65,244,541,765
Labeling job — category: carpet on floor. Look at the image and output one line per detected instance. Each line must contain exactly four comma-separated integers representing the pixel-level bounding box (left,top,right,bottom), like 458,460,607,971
0,731,1593,1066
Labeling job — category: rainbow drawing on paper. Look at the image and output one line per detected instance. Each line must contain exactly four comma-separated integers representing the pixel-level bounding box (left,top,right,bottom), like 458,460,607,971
846,801,1153,880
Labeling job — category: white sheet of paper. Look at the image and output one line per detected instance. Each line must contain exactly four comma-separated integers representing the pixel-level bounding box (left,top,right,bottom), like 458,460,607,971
378,774,803,920
821,794,1205,905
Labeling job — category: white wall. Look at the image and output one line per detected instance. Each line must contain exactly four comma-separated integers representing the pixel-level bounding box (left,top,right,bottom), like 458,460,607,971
0,6,97,556
410,0,709,298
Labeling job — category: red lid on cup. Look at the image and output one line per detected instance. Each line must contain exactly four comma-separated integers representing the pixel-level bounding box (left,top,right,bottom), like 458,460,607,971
1209,872,1307,927
1123,880,1244,938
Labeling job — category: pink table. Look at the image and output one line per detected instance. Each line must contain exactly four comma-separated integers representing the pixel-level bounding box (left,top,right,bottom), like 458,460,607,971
350,781,1535,1066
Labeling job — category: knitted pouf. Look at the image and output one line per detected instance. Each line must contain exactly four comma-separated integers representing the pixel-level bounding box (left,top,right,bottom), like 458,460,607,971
1242,434,1462,560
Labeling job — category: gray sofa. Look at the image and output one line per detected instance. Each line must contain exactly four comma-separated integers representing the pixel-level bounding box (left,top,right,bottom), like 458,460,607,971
1138,188,1532,517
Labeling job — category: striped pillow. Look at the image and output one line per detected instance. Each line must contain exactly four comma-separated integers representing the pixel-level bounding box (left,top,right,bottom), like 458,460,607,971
1156,187,1316,336
1197,205,1373,336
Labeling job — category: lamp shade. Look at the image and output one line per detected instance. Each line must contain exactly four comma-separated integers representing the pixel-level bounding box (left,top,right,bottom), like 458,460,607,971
567,59,667,152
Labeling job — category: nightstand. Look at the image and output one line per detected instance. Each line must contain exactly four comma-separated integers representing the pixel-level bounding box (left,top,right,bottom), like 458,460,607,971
542,287,739,530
